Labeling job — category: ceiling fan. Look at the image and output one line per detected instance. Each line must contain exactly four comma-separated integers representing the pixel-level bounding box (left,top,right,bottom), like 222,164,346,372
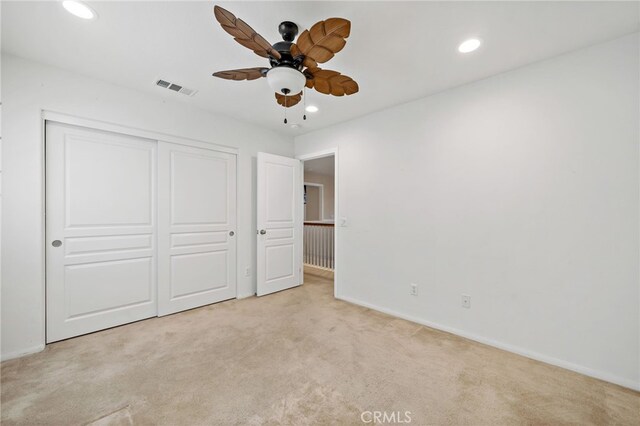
211,5,359,118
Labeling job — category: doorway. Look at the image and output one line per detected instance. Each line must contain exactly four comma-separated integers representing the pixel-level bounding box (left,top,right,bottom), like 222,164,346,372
301,153,336,295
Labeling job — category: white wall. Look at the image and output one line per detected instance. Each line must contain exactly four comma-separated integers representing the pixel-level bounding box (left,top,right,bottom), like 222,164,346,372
295,34,640,390
1,54,294,360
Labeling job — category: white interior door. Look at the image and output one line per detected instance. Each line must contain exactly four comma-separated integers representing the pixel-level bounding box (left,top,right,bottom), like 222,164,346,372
157,142,237,315
46,122,157,343
257,152,303,296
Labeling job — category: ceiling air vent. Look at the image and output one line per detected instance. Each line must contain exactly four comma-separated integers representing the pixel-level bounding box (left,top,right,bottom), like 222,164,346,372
155,79,197,97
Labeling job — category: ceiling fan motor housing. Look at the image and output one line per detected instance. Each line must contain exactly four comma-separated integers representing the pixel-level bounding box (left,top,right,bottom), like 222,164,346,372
270,21,303,70
270,41,300,69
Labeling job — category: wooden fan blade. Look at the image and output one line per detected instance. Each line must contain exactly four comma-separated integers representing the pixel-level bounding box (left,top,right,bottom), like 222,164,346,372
213,6,281,60
305,68,359,96
296,18,350,64
275,91,302,108
290,43,302,58
290,43,317,69
212,67,268,81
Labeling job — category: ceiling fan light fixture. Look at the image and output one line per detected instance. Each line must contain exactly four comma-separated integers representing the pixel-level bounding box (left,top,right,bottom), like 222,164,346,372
266,67,306,96
305,105,319,113
211,6,358,116
62,0,97,20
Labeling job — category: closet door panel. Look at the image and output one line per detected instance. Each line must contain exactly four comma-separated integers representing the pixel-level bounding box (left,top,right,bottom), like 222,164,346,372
46,122,157,342
157,142,237,315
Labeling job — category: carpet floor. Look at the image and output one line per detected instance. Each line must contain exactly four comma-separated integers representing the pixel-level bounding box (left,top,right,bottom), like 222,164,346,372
1,273,638,425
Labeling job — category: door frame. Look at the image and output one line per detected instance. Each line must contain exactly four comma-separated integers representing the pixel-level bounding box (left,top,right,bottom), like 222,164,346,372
297,148,339,298
41,110,239,343
303,182,324,221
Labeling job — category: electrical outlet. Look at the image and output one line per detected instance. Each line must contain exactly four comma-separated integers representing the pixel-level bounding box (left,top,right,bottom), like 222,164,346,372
245,267,251,277
410,283,418,296
461,294,471,309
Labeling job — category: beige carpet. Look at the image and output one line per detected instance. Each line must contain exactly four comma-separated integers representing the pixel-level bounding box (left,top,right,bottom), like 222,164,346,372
1,274,638,425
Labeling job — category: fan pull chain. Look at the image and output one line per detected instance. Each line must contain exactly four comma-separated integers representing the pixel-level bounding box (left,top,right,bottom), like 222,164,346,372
303,88,307,121
284,95,288,124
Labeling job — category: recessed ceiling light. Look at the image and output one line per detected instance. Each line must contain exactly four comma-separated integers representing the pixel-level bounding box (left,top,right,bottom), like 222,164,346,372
458,38,481,53
62,1,97,20
305,105,319,113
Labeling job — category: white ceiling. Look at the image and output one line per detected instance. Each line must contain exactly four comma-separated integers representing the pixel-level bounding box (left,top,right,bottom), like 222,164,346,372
2,1,638,136
304,155,335,176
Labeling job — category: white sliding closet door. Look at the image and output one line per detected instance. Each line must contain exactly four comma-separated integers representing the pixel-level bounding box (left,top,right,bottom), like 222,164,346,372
157,142,237,316
47,122,238,342
46,122,157,343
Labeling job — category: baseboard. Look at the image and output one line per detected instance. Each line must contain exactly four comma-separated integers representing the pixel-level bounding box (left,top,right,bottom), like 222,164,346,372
336,295,640,392
236,292,255,300
304,264,334,280
1,344,46,362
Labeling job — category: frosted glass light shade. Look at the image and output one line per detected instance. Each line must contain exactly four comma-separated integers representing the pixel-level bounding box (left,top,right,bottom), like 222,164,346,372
267,67,306,95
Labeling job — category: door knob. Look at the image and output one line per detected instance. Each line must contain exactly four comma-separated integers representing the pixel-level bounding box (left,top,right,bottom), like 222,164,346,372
52,240,62,247
229,231,235,237
259,229,267,235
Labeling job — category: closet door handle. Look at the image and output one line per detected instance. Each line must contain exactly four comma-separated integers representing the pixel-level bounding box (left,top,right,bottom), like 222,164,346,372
259,229,266,235
52,240,62,247
229,231,235,237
